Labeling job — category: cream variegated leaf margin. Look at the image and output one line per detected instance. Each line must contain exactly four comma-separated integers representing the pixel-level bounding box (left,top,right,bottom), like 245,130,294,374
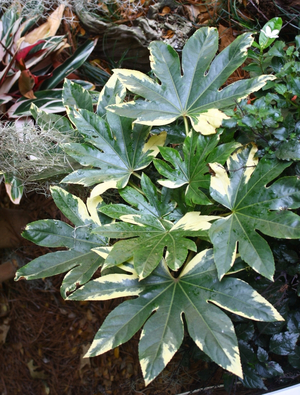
153,131,240,206
209,145,300,280
68,249,283,386
62,76,167,192
190,108,229,135
94,206,219,279
107,28,275,134
15,187,107,298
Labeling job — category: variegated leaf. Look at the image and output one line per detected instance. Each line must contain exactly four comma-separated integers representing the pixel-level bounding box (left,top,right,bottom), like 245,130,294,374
68,249,283,386
15,186,107,297
107,28,274,134
209,145,300,280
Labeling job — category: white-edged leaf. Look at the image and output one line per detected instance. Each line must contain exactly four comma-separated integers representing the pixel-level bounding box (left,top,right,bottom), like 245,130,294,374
68,249,283,386
209,145,300,280
15,187,107,297
107,28,275,134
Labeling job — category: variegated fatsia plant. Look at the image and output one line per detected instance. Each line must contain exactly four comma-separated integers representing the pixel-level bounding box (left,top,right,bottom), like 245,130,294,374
15,27,300,386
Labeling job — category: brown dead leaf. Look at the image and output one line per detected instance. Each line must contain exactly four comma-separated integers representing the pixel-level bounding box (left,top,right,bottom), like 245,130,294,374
18,69,36,99
160,6,171,15
218,24,236,52
79,343,91,376
197,12,210,24
183,4,208,22
162,29,175,39
24,4,65,44
27,359,48,379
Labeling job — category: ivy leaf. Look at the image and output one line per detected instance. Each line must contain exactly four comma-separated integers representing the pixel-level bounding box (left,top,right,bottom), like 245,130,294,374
15,186,106,297
93,174,219,279
68,249,282,386
153,131,240,206
288,346,300,369
287,311,300,334
276,139,300,161
62,79,166,194
209,144,300,280
107,28,274,134
269,332,299,355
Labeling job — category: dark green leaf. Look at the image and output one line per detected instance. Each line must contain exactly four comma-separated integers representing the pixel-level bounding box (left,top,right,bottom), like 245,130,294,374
154,131,240,206
40,40,97,90
269,332,299,355
276,139,300,161
287,311,300,334
209,145,300,280
288,346,300,368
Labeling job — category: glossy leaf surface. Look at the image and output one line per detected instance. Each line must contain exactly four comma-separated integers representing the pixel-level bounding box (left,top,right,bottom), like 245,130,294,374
93,174,218,278
15,186,106,297
107,28,274,133
40,40,97,90
209,145,300,280
62,79,166,193
154,131,240,205
68,249,282,385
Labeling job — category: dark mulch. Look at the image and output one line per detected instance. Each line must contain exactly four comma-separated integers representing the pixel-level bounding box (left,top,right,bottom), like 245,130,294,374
1,187,297,395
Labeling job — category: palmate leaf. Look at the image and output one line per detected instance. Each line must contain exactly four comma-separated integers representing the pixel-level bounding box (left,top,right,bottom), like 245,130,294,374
107,27,275,134
93,174,219,279
61,79,166,194
209,145,300,280
15,186,106,297
67,249,283,386
154,130,240,206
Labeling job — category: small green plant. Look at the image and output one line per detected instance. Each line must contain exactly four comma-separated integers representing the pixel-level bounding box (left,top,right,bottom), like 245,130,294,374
15,26,300,387
223,17,300,160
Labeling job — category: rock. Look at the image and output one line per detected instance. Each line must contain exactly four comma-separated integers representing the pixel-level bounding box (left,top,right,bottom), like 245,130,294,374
75,2,194,72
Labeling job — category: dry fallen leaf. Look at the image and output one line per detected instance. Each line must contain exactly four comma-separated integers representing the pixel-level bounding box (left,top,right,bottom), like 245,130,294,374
183,4,206,21
79,343,91,377
24,4,65,44
27,359,48,379
218,24,236,52
18,69,37,99
160,6,171,15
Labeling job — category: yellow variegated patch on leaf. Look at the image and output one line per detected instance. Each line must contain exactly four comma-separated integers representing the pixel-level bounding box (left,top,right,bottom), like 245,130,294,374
15,187,107,298
92,174,217,279
191,109,230,135
107,28,274,135
68,249,283,386
209,145,300,280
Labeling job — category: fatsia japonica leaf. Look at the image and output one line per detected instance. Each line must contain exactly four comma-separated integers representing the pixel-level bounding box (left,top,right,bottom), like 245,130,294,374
62,79,94,112
61,78,166,195
93,174,219,279
107,27,275,134
209,144,300,280
153,130,240,206
67,249,283,386
15,186,107,297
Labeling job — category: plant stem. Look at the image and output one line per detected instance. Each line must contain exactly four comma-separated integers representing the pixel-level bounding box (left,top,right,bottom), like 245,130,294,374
128,180,145,195
183,116,189,136
132,171,141,179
